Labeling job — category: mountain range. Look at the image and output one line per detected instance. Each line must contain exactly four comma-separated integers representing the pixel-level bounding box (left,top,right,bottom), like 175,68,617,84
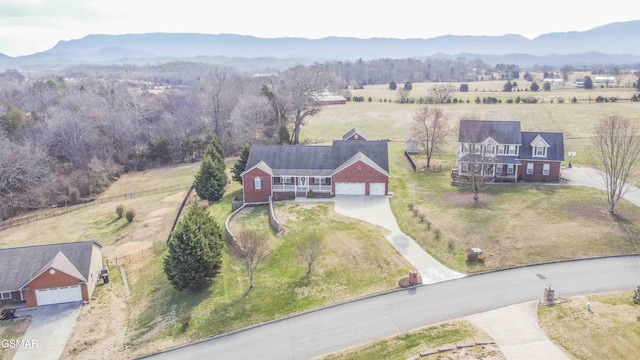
1,20,640,70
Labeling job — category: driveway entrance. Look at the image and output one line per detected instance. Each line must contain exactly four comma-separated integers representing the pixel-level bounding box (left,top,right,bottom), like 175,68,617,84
13,302,82,360
332,195,465,284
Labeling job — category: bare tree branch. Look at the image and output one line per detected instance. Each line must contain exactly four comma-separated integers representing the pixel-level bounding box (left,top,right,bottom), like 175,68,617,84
411,106,450,168
232,230,270,289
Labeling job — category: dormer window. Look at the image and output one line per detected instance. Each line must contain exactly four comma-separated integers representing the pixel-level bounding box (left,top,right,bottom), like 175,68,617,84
530,135,550,158
534,146,547,157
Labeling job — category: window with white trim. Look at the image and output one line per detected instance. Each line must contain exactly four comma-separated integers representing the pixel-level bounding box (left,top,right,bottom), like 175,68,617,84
497,145,505,155
0,292,11,300
314,177,328,184
542,163,551,176
253,177,262,190
461,163,469,172
282,176,292,184
507,165,514,174
534,146,547,157
508,146,517,155
526,163,534,175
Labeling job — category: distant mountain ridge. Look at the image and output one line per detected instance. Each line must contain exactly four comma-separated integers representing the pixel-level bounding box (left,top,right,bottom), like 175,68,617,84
1,20,639,70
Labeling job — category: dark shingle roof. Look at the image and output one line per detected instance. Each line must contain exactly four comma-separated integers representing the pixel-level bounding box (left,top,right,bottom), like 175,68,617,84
0,241,101,291
458,120,521,144
520,132,565,161
244,140,389,176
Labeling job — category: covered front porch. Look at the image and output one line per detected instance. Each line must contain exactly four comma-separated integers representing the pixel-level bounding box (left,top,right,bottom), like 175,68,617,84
271,175,333,195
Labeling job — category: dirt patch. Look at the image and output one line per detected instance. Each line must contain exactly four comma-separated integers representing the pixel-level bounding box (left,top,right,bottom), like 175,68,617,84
61,282,129,360
162,191,187,204
566,204,612,222
440,191,496,207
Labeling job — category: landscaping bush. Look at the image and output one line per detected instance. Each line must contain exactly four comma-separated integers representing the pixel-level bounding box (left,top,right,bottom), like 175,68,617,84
633,286,640,305
116,204,125,219
398,276,411,288
466,248,478,262
125,209,136,223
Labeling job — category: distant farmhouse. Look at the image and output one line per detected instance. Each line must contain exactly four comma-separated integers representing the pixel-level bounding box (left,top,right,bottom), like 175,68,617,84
241,129,389,203
454,120,565,183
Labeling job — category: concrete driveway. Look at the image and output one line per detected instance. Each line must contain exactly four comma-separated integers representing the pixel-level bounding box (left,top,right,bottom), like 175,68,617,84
562,166,640,207
331,195,465,284
13,301,82,360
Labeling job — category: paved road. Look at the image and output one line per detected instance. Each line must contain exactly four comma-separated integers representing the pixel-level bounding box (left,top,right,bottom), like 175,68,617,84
141,255,640,360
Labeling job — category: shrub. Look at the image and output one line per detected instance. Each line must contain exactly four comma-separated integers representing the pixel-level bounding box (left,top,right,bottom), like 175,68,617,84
398,276,411,288
408,202,414,210
633,286,640,305
412,208,419,216
125,209,136,223
418,212,426,222
116,204,125,219
178,313,191,331
466,248,477,262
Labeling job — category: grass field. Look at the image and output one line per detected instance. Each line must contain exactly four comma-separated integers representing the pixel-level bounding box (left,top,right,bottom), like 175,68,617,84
320,320,503,360
538,290,640,360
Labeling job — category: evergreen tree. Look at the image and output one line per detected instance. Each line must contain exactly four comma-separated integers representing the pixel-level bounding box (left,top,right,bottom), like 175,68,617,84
204,136,226,168
232,144,251,184
530,81,539,92
403,82,413,91
503,81,513,92
584,75,593,89
389,81,397,90
194,155,226,202
163,204,224,292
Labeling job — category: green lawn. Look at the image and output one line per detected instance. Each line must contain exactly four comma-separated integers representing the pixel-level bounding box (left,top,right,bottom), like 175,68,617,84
124,197,412,355
538,290,640,360
385,142,640,272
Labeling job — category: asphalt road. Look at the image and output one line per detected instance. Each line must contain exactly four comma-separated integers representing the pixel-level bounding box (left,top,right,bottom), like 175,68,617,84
140,255,640,360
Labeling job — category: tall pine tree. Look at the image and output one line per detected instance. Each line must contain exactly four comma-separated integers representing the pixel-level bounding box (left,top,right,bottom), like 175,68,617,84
204,135,226,168
194,155,226,202
232,144,250,184
163,204,223,292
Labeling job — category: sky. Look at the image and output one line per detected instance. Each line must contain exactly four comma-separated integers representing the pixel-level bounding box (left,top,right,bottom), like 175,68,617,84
0,0,638,57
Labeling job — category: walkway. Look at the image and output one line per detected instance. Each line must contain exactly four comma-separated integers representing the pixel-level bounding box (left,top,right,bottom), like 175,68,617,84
330,195,465,284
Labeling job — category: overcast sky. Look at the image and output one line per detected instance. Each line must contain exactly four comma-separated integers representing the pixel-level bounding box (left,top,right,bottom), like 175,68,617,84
0,0,638,57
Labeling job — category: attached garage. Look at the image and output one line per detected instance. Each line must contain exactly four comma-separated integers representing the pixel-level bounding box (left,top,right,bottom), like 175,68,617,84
335,182,366,195
369,183,386,195
35,285,82,306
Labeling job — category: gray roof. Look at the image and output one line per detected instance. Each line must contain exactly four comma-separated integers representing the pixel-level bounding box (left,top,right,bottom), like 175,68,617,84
520,132,565,161
0,240,101,291
244,140,389,176
459,120,521,144
342,128,369,140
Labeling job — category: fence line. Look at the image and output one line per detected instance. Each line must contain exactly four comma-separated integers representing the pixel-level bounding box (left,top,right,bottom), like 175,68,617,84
104,242,166,267
0,183,192,232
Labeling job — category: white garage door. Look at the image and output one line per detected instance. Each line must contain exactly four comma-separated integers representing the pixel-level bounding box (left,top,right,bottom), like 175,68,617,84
335,182,366,195
370,182,386,195
36,285,82,306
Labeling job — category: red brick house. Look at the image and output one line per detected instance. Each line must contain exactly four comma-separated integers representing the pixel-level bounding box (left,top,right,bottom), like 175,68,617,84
0,241,103,308
241,129,389,204
455,120,565,182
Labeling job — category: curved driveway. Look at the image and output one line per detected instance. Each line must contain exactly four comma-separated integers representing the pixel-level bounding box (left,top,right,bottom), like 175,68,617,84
141,255,640,360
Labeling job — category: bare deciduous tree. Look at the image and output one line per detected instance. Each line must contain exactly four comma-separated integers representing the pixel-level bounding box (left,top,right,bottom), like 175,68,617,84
456,118,494,204
279,65,337,144
233,230,270,289
430,84,457,103
296,231,325,276
411,106,450,168
588,115,640,214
